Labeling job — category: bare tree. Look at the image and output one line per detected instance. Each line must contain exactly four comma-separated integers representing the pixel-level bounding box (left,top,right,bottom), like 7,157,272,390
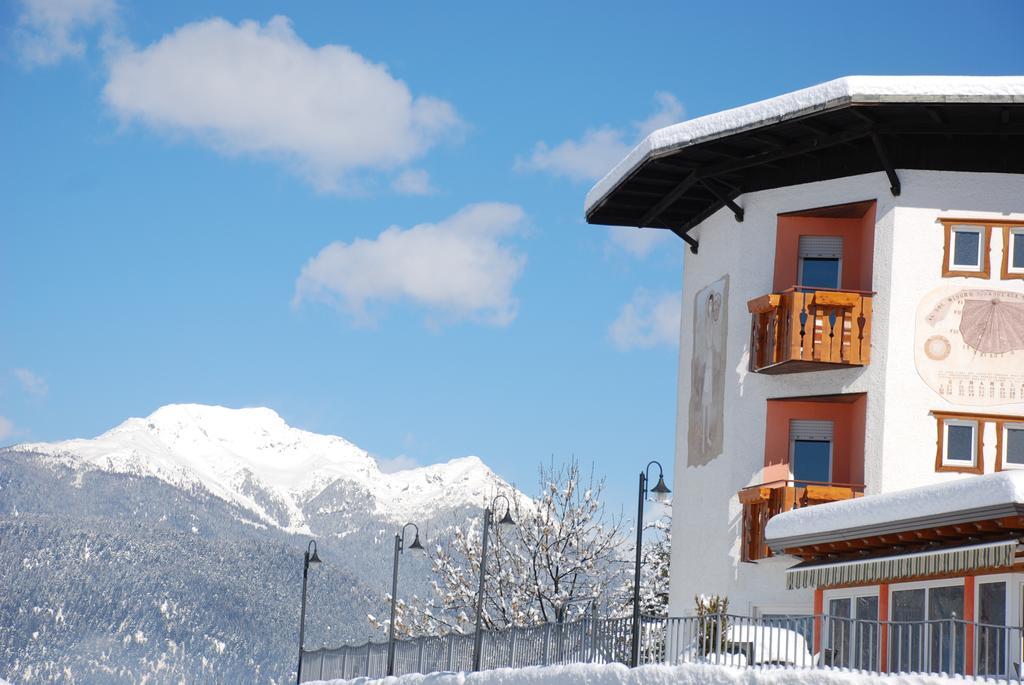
388,457,630,635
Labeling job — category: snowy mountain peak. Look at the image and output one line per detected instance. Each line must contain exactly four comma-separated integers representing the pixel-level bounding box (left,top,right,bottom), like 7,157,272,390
11,404,513,533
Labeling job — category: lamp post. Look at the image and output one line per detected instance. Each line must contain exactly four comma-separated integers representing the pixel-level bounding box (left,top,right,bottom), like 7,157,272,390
472,494,515,671
631,461,670,668
296,539,322,685
387,522,426,676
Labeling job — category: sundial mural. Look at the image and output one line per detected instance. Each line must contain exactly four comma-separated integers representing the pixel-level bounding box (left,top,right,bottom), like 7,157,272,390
915,285,1024,406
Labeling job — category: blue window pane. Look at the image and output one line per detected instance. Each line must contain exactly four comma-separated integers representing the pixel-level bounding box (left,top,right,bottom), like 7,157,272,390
1013,233,1024,269
1007,428,1024,465
946,424,975,461
800,258,840,289
793,439,831,484
953,229,980,267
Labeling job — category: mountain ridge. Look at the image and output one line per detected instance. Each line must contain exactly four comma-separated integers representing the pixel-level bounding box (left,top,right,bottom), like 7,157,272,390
0,403,521,683
11,403,509,533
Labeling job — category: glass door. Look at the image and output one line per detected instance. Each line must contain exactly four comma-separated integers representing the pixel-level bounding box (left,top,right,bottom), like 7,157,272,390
928,585,965,675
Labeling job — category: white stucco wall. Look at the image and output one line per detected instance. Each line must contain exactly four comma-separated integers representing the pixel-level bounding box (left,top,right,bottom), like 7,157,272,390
668,169,1024,618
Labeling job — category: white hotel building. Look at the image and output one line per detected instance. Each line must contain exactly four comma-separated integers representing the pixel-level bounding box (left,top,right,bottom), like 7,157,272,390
586,76,1024,675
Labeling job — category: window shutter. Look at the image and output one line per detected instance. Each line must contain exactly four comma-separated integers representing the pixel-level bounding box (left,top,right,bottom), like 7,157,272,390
799,235,843,259
790,419,834,442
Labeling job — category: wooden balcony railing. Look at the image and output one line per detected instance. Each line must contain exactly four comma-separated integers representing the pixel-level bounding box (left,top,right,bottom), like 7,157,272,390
746,287,873,374
738,479,865,562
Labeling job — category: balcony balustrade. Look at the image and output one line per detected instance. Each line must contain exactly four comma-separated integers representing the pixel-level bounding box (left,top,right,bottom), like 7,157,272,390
746,287,873,374
738,479,864,562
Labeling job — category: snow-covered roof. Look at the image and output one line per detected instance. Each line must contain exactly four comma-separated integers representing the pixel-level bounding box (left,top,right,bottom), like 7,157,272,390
584,75,1024,218
765,470,1024,550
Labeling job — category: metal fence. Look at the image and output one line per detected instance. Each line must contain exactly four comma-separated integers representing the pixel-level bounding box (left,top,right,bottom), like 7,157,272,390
300,613,1024,682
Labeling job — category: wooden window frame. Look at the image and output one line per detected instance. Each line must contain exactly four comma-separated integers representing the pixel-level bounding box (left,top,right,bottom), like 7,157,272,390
932,411,1024,474
996,421,1024,471
940,220,991,279
1002,226,1024,281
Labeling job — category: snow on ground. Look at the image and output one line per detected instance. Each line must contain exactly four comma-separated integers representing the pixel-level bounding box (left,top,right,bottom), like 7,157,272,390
308,663,979,685
765,469,1024,543
584,75,1024,216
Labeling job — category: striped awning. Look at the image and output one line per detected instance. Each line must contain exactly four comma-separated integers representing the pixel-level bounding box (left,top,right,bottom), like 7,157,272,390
785,539,1018,590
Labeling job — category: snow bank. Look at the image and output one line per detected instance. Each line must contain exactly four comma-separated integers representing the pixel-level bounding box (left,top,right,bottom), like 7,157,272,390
765,470,1024,544
584,75,1024,216
308,662,977,685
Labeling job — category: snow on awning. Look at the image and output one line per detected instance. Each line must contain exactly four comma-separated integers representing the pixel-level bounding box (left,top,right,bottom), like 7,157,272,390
785,539,1018,590
765,470,1024,551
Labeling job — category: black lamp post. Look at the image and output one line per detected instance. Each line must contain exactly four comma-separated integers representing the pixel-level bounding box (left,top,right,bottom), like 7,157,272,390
631,461,670,668
296,539,322,685
472,494,515,671
387,522,426,676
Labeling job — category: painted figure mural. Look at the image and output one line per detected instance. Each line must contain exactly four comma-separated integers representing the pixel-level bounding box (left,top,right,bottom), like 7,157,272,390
688,275,728,467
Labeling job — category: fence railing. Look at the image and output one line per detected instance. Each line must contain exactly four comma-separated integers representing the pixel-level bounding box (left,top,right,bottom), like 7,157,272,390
299,612,1024,682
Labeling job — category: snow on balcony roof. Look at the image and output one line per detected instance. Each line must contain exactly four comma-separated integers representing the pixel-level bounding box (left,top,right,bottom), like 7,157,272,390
584,75,1024,218
764,470,1024,549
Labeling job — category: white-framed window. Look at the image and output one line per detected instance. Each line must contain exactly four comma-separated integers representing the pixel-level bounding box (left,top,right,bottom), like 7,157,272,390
1008,228,1024,274
1003,423,1024,469
790,420,834,485
822,588,879,670
942,419,978,467
950,225,984,271
889,580,966,674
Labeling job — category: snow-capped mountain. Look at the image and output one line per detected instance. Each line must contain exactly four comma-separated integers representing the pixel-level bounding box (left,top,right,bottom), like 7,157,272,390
16,403,510,533
0,405,519,684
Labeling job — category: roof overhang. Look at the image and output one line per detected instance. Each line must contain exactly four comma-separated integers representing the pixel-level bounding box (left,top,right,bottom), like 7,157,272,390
583,76,1024,252
765,471,1024,563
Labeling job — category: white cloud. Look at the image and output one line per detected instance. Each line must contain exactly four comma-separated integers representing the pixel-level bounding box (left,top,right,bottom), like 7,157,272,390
634,91,685,137
375,454,418,474
0,417,14,442
14,0,117,66
295,202,527,326
391,169,435,195
606,226,673,259
516,92,683,183
609,289,681,350
13,368,48,397
103,16,461,192
516,127,632,183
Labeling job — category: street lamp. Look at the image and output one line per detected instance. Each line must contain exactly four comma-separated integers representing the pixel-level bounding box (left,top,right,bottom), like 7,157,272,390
631,461,670,668
296,539,322,685
387,522,426,676
472,494,515,671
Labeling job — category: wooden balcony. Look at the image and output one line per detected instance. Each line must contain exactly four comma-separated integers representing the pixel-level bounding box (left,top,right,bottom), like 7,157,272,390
747,288,873,374
739,480,864,562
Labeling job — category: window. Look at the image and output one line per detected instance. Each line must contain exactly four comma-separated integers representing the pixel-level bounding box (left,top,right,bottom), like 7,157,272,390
977,582,1007,677
997,422,1024,470
1002,227,1024,280
942,419,978,468
940,220,991,279
891,589,926,673
890,585,965,675
927,585,966,675
790,420,833,485
798,235,842,289
951,226,983,270
826,595,879,670
933,413,983,474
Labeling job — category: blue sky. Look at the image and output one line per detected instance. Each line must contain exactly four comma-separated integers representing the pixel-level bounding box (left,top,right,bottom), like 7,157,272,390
3,1,1024,511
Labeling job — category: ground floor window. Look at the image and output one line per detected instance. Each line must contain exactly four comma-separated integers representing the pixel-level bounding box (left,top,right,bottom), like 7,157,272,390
978,581,1007,676
826,595,878,670
889,584,965,674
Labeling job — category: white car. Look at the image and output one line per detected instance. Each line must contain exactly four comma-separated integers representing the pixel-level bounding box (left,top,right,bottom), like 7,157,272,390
679,624,814,667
